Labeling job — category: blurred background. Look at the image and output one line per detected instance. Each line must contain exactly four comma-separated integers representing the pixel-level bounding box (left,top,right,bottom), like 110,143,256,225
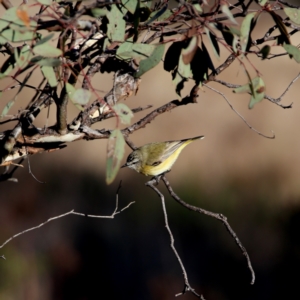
1,1,300,299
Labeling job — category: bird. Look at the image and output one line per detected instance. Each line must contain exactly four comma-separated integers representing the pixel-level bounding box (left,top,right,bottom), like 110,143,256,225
121,136,204,176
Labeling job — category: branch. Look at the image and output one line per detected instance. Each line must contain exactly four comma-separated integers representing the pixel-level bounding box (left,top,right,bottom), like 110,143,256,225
161,175,255,285
0,182,135,250
146,177,203,299
122,86,199,137
204,83,275,139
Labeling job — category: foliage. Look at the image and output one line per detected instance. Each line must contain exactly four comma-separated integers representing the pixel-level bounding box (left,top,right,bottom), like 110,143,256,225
0,0,299,184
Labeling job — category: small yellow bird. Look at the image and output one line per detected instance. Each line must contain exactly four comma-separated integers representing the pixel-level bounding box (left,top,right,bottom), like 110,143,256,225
121,136,204,176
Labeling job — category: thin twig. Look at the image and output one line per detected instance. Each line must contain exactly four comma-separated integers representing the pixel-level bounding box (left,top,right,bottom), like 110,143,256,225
161,175,255,285
204,83,275,139
146,177,202,299
0,197,135,250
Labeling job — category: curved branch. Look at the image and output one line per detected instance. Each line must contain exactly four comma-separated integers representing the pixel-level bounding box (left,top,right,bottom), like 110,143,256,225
161,175,256,285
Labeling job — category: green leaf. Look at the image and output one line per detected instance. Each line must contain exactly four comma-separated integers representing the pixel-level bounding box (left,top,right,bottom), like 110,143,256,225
135,44,165,77
35,57,62,67
173,54,192,97
37,0,53,5
284,7,300,25
106,129,125,184
0,97,16,119
41,66,57,87
15,44,32,70
233,76,265,108
72,88,91,105
283,43,300,62
259,45,271,59
221,4,237,24
240,12,256,53
113,103,133,124
258,0,268,6
0,65,13,79
91,8,107,17
0,28,35,43
145,4,170,25
117,42,157,60
65,82,76,97
122,0,138,14
0,7,37,44
193,4,202,13
107,5,126,42
66,85,91,110
34,43,62,57
35,33,55,47
249,91,264,109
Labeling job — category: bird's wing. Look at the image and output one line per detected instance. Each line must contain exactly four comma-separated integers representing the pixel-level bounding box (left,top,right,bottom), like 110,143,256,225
143,141,181,166
159,140,186,162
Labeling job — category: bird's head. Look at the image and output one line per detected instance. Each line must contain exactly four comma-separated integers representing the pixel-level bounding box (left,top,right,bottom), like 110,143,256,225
121,150,142,172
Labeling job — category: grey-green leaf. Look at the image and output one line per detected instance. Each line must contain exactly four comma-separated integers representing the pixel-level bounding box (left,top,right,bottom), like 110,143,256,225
221,4,238,24
1,97,16,119
34,43,62,57
41,66,57,87
135,44,165,77
72,88,91,105
113,103,133,124
106,129,125,184
240,12,255,53
122,0,138,14
284,7,300,25
283,43,300,62
107,5,125,42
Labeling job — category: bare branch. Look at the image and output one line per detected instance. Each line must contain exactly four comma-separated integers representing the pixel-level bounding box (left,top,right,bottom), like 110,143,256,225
146,177,202,299
161,175,255,285
0,201,135,250
204,83,275,139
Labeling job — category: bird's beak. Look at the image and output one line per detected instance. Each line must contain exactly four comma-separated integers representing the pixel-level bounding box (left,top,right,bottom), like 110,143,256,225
121,162,128,168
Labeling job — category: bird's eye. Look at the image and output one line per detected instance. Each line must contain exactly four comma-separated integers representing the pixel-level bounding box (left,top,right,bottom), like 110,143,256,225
128,155,134,162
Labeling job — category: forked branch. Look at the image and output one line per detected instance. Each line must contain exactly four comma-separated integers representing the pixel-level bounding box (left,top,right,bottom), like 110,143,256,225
161,175,255,285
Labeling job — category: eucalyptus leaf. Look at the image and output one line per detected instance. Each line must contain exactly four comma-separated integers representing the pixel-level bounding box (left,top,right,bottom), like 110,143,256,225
36,58,62,67
233,76,265,108
106,129,125,184
72,88,91,105
15,44,32,70
135,44,165,77
284,7,300,25
107,5,126,42
122,0,138,14
35,33,55,47
145,4,169,25
117,42,156,60
1,97,16,119
91,8,107,17
240,12,255,53
34,43,62,57
41,66,57,87
0,28,35,43
113,103,133,124
283,43,300,63
173,54,192,97
37,0,53,5
221,4,237,24
258,0,268,6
